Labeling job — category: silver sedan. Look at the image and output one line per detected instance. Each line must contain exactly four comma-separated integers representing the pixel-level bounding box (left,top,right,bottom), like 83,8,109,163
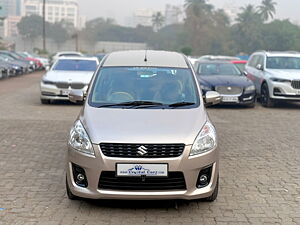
40,56,99,104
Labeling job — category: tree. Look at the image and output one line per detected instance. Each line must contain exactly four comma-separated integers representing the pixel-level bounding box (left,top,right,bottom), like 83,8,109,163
48,22,69,48
232,4,264,53
17,15,46,40
184,0,214,17
257,0,277,22
152,12,165,31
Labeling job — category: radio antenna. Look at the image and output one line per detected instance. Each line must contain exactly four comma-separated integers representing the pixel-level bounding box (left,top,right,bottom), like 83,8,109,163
144,49,148,62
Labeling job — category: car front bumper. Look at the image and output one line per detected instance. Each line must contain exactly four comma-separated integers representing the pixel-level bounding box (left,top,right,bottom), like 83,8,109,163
219,92,256,105
40,82,88,101
66,144,219,200
269,81,300,101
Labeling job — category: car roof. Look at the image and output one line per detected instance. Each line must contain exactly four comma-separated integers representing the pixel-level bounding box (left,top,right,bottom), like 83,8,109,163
58,56,98,61
197,60,232,64
56,51,83,56
231,60,247,64
255,51,300,57
102,50,188,68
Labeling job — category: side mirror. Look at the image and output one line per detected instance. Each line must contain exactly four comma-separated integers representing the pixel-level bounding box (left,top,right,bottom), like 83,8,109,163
69,90,84,103
45,66,50,71
243,71,248,76
256,64,263,71
204,91,221,106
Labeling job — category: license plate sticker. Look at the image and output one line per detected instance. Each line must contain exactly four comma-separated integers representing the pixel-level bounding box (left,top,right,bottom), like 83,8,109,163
222,96,239,102
116,164,168,177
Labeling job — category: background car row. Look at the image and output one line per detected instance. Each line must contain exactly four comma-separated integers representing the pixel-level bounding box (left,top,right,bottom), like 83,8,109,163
0,51,49,79
191,51,300,108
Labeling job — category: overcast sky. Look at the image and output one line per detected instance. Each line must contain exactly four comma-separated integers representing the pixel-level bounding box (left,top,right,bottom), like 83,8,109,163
78,0,300,25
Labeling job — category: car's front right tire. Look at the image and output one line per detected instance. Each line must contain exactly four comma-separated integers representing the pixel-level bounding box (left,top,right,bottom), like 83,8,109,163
66,177,79,200
40,99,51,104
204,176,219,202
261,83,275,107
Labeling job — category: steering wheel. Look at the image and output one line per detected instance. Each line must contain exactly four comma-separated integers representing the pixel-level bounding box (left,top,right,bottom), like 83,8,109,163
107,92,134,103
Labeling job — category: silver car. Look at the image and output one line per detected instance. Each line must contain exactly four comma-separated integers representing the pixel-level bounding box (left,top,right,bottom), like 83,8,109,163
246,51,300,107
40,57,99,104
66,50,221,201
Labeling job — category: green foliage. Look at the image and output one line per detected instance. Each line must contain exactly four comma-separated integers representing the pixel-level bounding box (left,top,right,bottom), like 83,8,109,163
17,15,45,39
17,15,71,45
152,12,165,31
181,46,193,55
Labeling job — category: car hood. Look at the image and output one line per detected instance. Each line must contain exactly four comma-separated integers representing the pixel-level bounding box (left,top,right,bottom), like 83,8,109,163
80,106,207,145
198,75,253,87
266,69,300,80
45,70,95,84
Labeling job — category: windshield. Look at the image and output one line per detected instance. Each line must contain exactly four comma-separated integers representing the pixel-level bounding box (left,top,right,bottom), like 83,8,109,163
198,63,241,75
234,63,246,72
53,59,97,71
266,57,300,69
89,67,200,108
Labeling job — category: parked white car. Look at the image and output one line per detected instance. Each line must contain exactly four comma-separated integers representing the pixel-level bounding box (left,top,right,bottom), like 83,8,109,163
246,51,300,107
40,56,99,104
51,51,84,65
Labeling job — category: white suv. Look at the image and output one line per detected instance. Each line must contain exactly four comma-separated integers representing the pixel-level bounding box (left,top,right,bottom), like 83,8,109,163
245,51,300,107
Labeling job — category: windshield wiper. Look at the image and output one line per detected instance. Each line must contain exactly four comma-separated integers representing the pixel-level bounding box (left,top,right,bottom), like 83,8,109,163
97,101,163,108
168,102,196,108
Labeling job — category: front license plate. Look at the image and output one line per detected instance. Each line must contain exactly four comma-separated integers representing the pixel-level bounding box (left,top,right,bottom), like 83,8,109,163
116,164,168,177
222,96,239,102
61,90,70,96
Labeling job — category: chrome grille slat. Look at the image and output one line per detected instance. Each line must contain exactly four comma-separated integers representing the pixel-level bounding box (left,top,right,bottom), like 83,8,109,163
55,82,85,89
100,143,185,158
215,86,243,95
55,82,69,89
291,80,300,89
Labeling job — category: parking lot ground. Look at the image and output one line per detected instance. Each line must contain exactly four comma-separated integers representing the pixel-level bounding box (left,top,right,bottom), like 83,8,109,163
0,71,299,225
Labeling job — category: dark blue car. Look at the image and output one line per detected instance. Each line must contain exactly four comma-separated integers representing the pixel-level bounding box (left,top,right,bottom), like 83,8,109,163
194,61,256,107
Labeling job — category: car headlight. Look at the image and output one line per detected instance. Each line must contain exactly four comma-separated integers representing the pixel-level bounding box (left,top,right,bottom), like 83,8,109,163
42,78,55,85
69,120,94,156
200,85,211,91
245,85,255,92
270,78,291,83
190,121,217,156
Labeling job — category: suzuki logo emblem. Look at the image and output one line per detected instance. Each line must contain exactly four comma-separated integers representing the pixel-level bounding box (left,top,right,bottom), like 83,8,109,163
137,146,148,156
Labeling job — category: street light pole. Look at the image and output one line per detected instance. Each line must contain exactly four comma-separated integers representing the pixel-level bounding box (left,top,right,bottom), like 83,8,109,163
42,0,46,52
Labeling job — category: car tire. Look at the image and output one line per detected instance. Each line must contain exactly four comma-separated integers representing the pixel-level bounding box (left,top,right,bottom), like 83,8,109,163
66,177,79,200
204,176,219,202
261,83,274,107
40,99,50,104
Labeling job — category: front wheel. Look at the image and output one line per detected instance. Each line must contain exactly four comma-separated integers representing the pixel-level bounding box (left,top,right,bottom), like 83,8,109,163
261,83,274,107
40,99,51,104
66,177,79,200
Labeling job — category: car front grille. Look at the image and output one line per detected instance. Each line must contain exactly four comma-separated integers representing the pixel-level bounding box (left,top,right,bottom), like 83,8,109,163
71,83,85,89
55,82,85,89
100,143,185,158
55,82,69,89
99,171,186,190
215,86,243,95
291,80,300,89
